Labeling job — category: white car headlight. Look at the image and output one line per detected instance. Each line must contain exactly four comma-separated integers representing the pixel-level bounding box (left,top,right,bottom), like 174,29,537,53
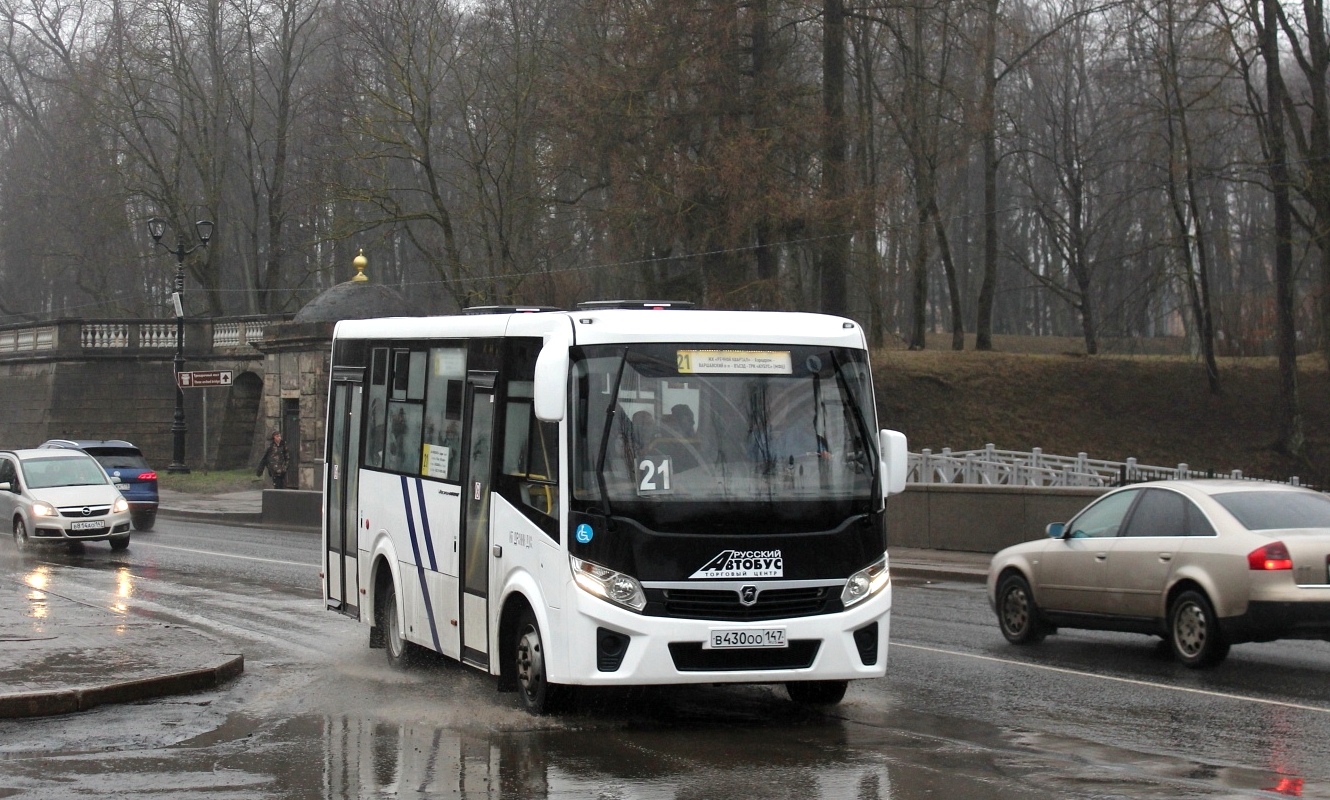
112,497,129,513
841,553,890,608
31,501,56,517
570,555,646,612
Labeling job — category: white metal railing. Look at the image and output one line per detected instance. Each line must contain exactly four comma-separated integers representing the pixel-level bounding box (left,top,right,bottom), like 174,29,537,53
0,325,56,353
907,444,1300,488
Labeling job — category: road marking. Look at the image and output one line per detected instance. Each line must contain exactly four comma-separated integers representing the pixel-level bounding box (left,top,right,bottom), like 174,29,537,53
896,642,1330,715
132,541,316,568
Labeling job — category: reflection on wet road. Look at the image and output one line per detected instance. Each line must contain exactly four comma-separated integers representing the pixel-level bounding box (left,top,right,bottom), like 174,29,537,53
0,523,1327,798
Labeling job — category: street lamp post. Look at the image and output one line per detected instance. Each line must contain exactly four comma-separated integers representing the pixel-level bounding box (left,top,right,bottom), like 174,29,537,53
147,217,214,474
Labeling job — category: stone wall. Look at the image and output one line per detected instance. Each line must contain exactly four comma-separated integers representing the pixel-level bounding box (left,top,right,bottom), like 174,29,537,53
886,483,1107,552
0,361,58,447
0,356,266,469
255,321,334,491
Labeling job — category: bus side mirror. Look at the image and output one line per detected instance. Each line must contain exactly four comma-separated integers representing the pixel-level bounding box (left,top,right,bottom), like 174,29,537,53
534,326,571,422
878,429,908,497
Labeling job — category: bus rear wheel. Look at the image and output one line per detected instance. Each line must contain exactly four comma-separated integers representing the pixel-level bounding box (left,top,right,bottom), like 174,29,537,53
381,583,415,669
786,680,848,705
513,608,567,715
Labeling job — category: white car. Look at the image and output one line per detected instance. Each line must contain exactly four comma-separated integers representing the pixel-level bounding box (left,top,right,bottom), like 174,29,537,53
988,480,1330,667
0,448,133,551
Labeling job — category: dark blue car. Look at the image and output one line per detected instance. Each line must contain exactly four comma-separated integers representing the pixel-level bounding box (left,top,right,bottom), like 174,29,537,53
39,440,159,530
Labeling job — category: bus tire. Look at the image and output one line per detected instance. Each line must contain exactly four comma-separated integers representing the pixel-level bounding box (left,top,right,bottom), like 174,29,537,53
786,680,848,705
513,608,567,715
381,582,416,669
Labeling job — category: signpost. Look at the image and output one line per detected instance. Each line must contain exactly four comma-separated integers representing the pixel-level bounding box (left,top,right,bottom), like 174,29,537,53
176,371,233,472
177,370,233,388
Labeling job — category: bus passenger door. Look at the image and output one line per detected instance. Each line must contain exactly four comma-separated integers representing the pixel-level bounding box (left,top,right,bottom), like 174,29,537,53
326,374,363,618
460,373,496,667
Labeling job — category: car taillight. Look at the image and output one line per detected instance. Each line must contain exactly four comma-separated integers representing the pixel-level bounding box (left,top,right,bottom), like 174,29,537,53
1247,541,1293,571
140,471,157,482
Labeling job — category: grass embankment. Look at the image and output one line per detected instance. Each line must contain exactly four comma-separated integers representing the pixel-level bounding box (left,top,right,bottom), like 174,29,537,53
157,469,262,495
155,349,1330,493
872,348,1330,487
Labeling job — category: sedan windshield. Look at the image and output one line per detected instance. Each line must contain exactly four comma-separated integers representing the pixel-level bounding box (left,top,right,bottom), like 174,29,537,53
22,457,110,489
1213,490,1330,531
571,343,877,531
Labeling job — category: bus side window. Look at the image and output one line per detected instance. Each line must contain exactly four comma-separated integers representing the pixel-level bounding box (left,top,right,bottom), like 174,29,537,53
502,391,560,524
422,347,466,481
365,348,389,468
384,348,427,475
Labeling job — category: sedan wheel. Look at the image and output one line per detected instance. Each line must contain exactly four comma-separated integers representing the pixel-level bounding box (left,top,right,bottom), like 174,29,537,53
997,573,1047,644
1168,589,1229,668
13,518,28,552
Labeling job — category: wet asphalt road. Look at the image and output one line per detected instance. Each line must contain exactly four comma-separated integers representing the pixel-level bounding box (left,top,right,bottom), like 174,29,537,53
0,519,1327,799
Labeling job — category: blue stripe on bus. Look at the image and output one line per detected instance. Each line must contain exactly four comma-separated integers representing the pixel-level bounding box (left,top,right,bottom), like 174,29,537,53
400,476,442,653
414,479,439,572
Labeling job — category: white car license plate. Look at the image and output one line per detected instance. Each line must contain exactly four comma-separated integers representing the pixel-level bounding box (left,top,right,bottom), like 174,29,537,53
705,628,788,650
70,520,105,531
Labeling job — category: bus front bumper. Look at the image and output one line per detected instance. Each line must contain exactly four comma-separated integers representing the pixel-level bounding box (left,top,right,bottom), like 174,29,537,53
552,583,891,686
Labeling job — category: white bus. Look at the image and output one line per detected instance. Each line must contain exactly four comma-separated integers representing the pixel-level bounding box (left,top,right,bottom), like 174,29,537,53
322,302,909,713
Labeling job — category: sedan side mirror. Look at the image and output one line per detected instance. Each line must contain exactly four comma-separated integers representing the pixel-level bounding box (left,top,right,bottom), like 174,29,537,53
1045,522,1065,539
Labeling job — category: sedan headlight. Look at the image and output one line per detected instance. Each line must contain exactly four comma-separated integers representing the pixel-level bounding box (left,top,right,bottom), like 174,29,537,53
570,556,646,612
112,497,129,514
841,553,890,608
30,501,56,517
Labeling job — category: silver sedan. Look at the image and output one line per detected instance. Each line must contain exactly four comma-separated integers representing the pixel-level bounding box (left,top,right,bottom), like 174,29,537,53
988,480,1330,667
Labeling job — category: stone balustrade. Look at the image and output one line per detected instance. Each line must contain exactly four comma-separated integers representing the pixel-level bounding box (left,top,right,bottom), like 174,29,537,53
0,316,287,358
0,325,57,354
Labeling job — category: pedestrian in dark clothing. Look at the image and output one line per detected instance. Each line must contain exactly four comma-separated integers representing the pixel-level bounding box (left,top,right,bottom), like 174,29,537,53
257,431,290,489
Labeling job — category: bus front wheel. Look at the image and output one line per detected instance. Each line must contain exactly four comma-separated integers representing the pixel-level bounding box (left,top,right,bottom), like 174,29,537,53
513,608,567,715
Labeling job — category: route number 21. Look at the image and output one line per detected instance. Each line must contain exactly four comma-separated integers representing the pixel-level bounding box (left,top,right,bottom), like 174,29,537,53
638,457,673,493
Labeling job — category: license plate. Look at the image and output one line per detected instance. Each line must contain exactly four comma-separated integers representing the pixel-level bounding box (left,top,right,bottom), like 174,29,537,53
115,483,130,490
70,520,105,531
705,628,788,650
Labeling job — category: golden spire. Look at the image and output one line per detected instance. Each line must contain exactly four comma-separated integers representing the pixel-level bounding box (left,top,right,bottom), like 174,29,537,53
351,249,369,282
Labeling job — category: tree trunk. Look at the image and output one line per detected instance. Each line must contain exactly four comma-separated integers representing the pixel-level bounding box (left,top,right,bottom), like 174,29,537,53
1260,0,1304,455
819,0,849,316
975,0,1000,351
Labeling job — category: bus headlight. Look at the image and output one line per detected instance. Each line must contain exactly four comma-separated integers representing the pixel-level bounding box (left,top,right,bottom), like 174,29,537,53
570,556,646,612
841,553,889,608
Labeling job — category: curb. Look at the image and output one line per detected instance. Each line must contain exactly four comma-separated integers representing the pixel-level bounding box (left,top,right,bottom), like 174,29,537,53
0,654,244,719
891,564,987,584
157,508,317,532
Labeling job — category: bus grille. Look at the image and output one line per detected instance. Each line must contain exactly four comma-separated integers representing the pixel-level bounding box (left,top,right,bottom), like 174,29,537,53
668,640,820,671
650,586,834,621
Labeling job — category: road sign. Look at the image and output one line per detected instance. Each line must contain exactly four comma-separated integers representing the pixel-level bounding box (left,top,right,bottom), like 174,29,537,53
177,369,233,388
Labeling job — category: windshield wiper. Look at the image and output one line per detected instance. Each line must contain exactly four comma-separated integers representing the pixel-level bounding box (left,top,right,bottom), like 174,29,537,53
829,352,880,500
592,348,631,518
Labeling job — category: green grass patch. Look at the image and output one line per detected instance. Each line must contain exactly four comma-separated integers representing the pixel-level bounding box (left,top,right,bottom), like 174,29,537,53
157,468,264,495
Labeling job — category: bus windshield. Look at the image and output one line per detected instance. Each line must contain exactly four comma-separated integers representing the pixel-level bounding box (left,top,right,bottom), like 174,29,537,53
571,343,877,531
